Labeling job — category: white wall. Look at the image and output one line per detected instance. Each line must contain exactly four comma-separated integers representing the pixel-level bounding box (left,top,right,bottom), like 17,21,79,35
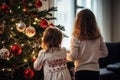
112,0,120,42
98,0,120,42
94,0,111,42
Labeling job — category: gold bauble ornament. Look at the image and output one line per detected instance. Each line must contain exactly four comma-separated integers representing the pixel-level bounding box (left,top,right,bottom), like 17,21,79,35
25,25,36,37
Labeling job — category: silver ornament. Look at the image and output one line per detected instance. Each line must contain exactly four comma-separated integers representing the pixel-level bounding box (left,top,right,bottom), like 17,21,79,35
16,21,26,32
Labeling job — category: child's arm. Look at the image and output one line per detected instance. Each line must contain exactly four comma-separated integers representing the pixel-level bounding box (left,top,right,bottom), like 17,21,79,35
100,37,108,58
66,36,80,62
33,50,45,71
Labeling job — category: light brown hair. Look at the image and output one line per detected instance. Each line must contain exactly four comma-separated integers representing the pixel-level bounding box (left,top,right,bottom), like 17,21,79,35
73,9,101,40
41,27,62,51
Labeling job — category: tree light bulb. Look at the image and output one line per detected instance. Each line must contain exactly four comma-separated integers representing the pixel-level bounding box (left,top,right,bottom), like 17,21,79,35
21,44,25,47
24,59,28,62
32,51,35,54
18,6,20,9
10,34,13,37
7,58,10,61
33,22,37,24
11,27,13,30
10,10,12,13
11,18,14,21
35,18,38,21
2,41,4,44
23,9,26,12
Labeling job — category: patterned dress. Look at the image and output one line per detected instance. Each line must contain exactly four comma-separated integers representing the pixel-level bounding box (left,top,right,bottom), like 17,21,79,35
34,48,71,80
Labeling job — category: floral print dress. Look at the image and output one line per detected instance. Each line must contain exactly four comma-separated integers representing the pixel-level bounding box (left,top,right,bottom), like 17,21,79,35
33,48,71,80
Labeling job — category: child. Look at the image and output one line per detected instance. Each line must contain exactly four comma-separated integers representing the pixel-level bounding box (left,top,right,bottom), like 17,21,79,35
67,9,108,80
33,27,71,80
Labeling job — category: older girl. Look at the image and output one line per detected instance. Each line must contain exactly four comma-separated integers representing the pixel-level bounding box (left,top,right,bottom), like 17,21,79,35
67,9,108,80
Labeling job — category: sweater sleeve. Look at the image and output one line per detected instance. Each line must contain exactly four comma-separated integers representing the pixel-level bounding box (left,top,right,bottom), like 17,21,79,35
33,50,45,71
100,37,108,58
67,37,80,61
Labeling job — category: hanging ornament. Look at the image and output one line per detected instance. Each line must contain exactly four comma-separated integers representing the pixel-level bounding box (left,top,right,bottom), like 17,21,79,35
16,21,26,32
1,3,10,13
39,19,48,28
0,23,5,34
25,25,36,37
35,0,42,8
11,45,22,56
0,47,10,59
32,57,36,62
49,23,55,27
24,68,35,79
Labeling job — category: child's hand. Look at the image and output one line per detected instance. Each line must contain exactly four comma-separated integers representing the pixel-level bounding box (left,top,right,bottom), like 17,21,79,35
66,50,72,62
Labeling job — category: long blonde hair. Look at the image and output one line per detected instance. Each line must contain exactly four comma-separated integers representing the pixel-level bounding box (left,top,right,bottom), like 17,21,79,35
73,9,101,40
41,27,62,51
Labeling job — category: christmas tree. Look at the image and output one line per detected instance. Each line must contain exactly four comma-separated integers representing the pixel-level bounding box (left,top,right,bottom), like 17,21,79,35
0,0,65,80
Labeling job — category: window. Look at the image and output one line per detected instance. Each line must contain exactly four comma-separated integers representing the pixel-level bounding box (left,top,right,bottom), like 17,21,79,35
55,0,109,48
75,0,93,14
54,0,74,49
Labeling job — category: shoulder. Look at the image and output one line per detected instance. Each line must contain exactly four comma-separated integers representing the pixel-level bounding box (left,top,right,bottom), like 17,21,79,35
98,36,105,42
59,47,67,53
71,36,80,42
39,49,46,53
71,36,80,46
38,49,46,56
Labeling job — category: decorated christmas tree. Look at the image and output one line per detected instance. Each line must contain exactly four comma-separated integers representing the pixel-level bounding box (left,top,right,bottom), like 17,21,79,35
0,0,65,80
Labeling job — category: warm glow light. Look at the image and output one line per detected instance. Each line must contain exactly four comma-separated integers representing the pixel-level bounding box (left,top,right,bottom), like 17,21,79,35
32,56,36,60
10,10,12,13
2,41,4,44
23,9,26,12
10,34,13,37
15,23,17,25
7,58,10,61
11,27,13,30
14,43,17,45
35,18,37,21
18,6,20,9
10,45,12,48
32,51,35,54
21,44,25,47
11,18,14,21
33,22,37,24
24,59,28,62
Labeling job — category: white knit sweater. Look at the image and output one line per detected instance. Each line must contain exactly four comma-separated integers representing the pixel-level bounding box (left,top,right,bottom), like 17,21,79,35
67,36,108,72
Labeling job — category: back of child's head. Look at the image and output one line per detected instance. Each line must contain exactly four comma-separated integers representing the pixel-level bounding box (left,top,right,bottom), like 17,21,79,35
41,27,62,50
73,9,101,40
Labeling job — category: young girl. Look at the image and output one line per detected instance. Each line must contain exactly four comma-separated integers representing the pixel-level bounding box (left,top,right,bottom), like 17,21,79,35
33,27,71,80
67,9,108,80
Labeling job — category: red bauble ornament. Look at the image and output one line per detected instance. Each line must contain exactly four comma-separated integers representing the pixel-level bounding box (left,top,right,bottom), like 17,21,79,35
11,45,22,56
35,0,42,8
49,23,55,27
32,58,36,62
1,3,10,13
24,68,34,79
39,19,48,28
